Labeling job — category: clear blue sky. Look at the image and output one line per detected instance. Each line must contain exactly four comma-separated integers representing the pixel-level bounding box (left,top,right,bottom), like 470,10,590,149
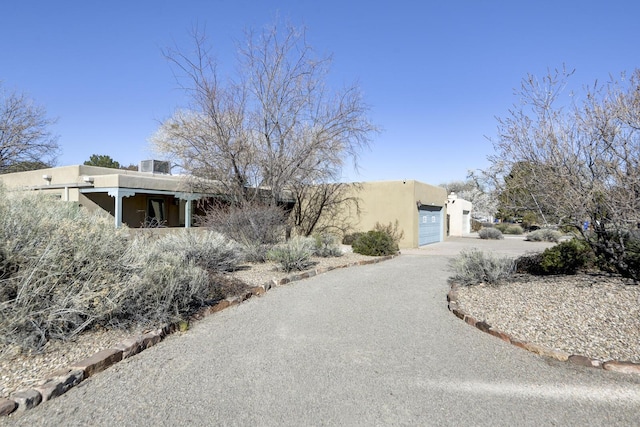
2,1,639,184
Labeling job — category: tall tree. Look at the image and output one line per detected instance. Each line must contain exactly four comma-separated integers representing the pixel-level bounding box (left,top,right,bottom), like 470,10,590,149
84,154,121,169
485,67,640,279
151,22,377,235
0,83,59,174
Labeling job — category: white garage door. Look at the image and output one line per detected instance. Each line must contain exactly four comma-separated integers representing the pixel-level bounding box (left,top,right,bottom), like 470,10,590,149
419,206,442,246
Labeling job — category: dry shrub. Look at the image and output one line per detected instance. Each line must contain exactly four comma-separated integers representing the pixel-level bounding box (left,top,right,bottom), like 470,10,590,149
268,236,315,272
0,188,245,353
449,249,515,285
197,202,287,262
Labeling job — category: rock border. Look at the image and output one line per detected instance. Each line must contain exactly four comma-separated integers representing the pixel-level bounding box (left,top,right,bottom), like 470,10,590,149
0,255,395,417
447,283,640,375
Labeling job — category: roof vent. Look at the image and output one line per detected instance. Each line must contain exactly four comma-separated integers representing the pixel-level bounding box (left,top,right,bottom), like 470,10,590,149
139,160,171,175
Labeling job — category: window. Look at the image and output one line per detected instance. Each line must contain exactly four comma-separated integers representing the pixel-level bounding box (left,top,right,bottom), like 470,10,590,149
146,198,165,226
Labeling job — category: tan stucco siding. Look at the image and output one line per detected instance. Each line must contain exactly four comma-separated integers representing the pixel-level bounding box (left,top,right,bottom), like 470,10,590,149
345,180,447,249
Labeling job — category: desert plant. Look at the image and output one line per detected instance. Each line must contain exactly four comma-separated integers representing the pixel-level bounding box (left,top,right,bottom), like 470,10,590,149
494,223,508,233
449,249,515,285
268,236,315,272
504,224,524,235
526,228,561,242
0,188,221,352
312,232,343,257
342,232,364,245
0,190,133,350
197,202,287,247
352,230,398,256
478,228,504,240
471,219,483,232
374,220,405,246
154,230,243,272
116,238,210,326
516,238,594,275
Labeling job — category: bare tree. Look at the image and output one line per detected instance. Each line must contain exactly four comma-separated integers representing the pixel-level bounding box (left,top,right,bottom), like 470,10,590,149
440,176,496,221
151,22,377,235
485,67,640,278
0,83,59,174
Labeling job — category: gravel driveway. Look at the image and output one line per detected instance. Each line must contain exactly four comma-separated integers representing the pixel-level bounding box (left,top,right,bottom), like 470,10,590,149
3,237,640,426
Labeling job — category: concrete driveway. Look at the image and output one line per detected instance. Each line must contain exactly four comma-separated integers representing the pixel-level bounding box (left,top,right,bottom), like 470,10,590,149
4,237,640,426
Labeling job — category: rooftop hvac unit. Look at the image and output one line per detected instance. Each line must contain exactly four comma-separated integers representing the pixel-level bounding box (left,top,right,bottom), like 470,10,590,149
139,160,171,175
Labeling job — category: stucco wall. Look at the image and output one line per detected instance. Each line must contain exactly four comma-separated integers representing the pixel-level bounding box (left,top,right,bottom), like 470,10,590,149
347,180,447,249
446,192,473,237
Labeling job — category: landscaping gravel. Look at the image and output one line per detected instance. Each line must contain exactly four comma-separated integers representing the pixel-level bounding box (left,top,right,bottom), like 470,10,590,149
455,273,640,363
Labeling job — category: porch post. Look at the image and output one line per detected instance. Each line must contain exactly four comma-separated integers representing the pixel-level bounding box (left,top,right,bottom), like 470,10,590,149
176,193,201,228
108,189,136,228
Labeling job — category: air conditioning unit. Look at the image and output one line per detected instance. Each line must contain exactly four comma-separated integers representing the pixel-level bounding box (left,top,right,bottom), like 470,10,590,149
139,160,171,175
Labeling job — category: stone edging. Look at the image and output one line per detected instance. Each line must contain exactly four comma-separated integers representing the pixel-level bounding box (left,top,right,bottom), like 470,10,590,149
0,255,396,417
447,283,640,375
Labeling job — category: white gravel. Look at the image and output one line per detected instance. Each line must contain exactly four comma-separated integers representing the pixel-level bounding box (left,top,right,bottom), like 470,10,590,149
455,273,640,363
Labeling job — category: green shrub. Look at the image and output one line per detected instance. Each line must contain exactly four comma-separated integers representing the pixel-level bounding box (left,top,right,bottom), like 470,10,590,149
374,220,405,247
526,228,562,242
312,232,343,257
352,230,398,256
268,236,315,272
478,228,504,240
449,249,515,285
342,232,364,246
516,238,594,275
494,223,508,233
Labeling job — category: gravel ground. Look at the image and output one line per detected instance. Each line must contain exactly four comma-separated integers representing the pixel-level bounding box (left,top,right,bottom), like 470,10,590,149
0,251,374,399
455,273,640,363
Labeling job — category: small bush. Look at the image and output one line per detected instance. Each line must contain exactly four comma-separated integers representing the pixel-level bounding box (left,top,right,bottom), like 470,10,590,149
494,223,508,233
342,232,364,246
526,228,562,242
374,220,405,247
241,242,273,263
449,249,515,285
155,230,243,272
478,228,504,240
352,230,398,256
516,238,594,275
268,236,315,272
471,219,483,232
504,224,524,235
312,232,343,257
197,202,287,246
118,239,210,326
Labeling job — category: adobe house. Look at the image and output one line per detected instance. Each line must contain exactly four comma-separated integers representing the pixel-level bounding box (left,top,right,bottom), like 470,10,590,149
0,162,208,228
346,180,449,249
445,192,473,237
447,191,473,237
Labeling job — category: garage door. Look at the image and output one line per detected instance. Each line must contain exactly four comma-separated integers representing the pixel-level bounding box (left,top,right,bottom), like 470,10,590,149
419,206,442,246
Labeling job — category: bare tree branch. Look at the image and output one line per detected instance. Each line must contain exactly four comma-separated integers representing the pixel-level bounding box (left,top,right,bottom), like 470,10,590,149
0,83,59,173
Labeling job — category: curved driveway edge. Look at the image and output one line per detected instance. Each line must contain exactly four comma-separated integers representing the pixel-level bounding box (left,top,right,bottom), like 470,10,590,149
4,238,640,426
446,284,640,375
0,255,396,416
